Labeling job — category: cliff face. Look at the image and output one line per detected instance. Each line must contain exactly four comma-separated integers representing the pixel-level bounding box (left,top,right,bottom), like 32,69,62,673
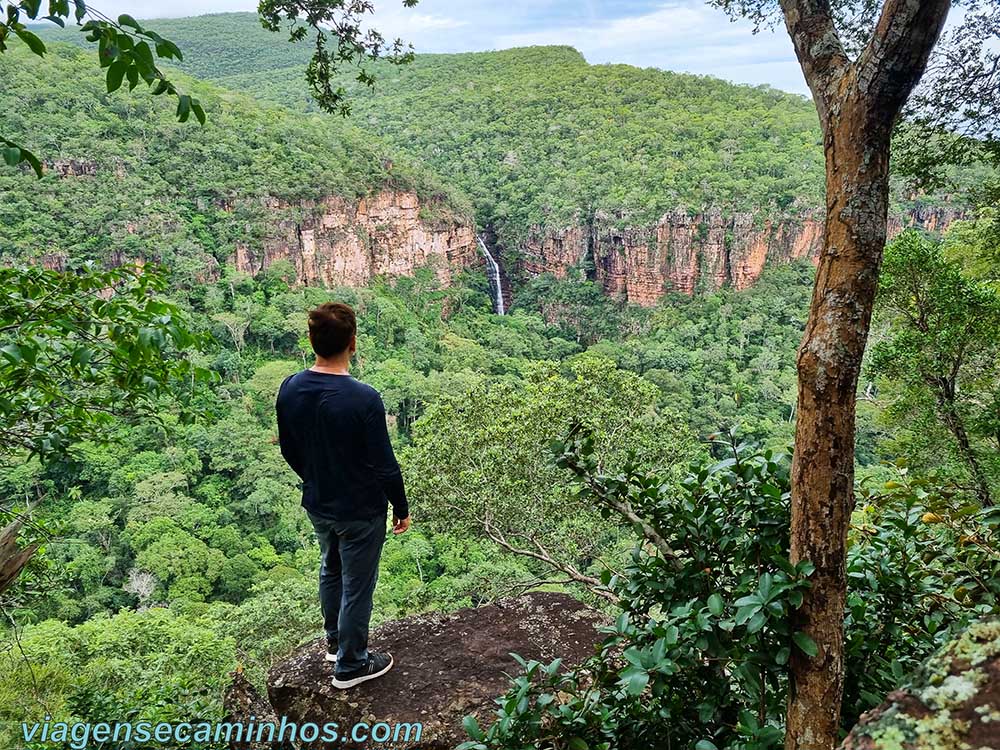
518,206,963,306
227,190,478,288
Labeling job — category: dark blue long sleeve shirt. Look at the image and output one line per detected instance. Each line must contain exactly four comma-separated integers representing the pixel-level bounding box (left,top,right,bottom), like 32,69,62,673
275,370,408,522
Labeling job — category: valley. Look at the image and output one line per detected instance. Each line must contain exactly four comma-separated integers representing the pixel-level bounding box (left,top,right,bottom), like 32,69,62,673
1,8,997,749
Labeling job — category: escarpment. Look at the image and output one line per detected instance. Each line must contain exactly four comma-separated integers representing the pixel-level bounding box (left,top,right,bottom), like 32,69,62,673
226,190,479,288
517,205,962,306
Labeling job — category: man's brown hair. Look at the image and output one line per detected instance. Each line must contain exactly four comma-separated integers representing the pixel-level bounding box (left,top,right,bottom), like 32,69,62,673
308,302,357,358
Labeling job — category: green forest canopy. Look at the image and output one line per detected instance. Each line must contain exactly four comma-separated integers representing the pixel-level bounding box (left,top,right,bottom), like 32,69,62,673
40,13,828,243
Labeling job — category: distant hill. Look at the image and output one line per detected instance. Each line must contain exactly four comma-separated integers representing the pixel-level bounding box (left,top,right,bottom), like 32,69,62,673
26,13,985,303
36,11,312,81
39,12,829,247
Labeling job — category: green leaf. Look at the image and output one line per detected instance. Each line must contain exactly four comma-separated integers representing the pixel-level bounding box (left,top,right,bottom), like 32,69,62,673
568,738,589,750
707,593,725,615
461,715,484,741
19,148,42,177
176,94,192,123
695,741,719,750
621,667,649,696
14,28,46,56
106,59,128,93
2,146,21,167
132,41,155,76
191,101,206,126
793,631,818,657
117,13,142,31
0,344,23,364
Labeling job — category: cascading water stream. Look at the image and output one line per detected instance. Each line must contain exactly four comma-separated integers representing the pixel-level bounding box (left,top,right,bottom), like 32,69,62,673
477,235,506,315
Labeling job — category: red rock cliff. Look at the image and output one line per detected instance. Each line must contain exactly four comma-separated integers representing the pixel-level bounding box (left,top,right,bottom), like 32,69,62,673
519,205,963,306
227,190,478,288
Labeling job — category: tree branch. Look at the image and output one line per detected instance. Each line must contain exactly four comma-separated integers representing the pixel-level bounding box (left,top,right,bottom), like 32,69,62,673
479,515,618,603
777,0,850,127
856,0,952,121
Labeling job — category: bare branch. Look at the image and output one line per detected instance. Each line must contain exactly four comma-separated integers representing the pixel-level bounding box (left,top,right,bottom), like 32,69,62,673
480,515,618,603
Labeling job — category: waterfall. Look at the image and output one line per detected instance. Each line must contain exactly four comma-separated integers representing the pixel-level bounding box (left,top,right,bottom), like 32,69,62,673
477,235,506,315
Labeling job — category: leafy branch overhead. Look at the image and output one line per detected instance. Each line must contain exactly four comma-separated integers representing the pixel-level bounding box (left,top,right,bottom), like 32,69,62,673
709,0,1000,184
258,0,418,116
0,263,215,460
1,0,419,173
0,0,202,175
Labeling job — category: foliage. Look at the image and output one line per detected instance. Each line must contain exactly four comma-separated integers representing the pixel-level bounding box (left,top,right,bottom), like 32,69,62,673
869,230,1000,505
0,43,466,274
257,0,419,116
462,435,1000,750
844,461,1000,721
0,607,235,749
462,435,813,750
404,356,697,593
1,0,197,174
707,1,1000,184
0,263,212,460
215,38,829,246
6,1,425,173
943,186,1000,286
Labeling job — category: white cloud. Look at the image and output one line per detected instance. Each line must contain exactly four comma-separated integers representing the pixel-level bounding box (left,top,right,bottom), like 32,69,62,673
493,1,808,92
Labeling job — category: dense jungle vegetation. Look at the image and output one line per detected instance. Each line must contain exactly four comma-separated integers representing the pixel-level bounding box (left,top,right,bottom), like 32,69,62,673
1,12,998,750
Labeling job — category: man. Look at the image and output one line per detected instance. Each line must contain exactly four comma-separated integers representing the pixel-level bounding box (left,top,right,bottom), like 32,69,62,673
276,301,411,689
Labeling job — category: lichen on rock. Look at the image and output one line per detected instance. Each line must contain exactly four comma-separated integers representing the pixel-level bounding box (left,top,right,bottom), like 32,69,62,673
840,619,1000,750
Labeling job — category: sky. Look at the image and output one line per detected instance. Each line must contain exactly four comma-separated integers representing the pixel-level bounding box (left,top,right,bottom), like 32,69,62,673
79,0,812,94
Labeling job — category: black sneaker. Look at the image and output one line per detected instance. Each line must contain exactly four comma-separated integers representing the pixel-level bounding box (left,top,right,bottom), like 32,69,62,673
325,636,338,664
332,652,393,689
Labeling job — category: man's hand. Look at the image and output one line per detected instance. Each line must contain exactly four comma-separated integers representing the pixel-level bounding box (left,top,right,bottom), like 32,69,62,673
392,514,411,535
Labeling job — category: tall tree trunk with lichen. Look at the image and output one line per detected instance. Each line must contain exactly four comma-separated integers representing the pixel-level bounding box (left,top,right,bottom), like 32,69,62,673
778,2,953,748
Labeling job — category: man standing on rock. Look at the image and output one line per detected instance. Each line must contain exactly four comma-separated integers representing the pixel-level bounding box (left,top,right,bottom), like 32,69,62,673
276,301,411,689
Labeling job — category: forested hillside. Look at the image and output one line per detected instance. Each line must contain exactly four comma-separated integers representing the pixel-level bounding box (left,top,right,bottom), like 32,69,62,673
0,44,469,275
42,13,830,243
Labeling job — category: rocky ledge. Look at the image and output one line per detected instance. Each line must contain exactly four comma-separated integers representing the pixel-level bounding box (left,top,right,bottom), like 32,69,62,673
840,619,1000,750
224,591,606,749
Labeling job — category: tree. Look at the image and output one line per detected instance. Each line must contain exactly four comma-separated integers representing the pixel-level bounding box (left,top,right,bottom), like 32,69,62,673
706,2,995,747
870,230,999,506
0,264,210,461
404,356,696,596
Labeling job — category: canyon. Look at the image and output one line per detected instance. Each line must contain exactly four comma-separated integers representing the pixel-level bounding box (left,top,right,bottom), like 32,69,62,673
224,191,961,309
518,204,962,306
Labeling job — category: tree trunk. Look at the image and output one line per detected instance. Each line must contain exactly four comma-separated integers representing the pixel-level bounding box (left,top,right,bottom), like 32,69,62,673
935,379,994,506
776,2,953,746
786,95,893,750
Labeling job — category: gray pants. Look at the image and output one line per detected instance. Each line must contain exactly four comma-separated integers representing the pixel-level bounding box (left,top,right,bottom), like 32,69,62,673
308,511,387,674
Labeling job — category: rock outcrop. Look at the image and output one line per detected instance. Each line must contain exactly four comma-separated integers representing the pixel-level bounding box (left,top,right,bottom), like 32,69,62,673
518,205,963,306
223,592,606,750
227,190,479,289
841,619,1000,750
